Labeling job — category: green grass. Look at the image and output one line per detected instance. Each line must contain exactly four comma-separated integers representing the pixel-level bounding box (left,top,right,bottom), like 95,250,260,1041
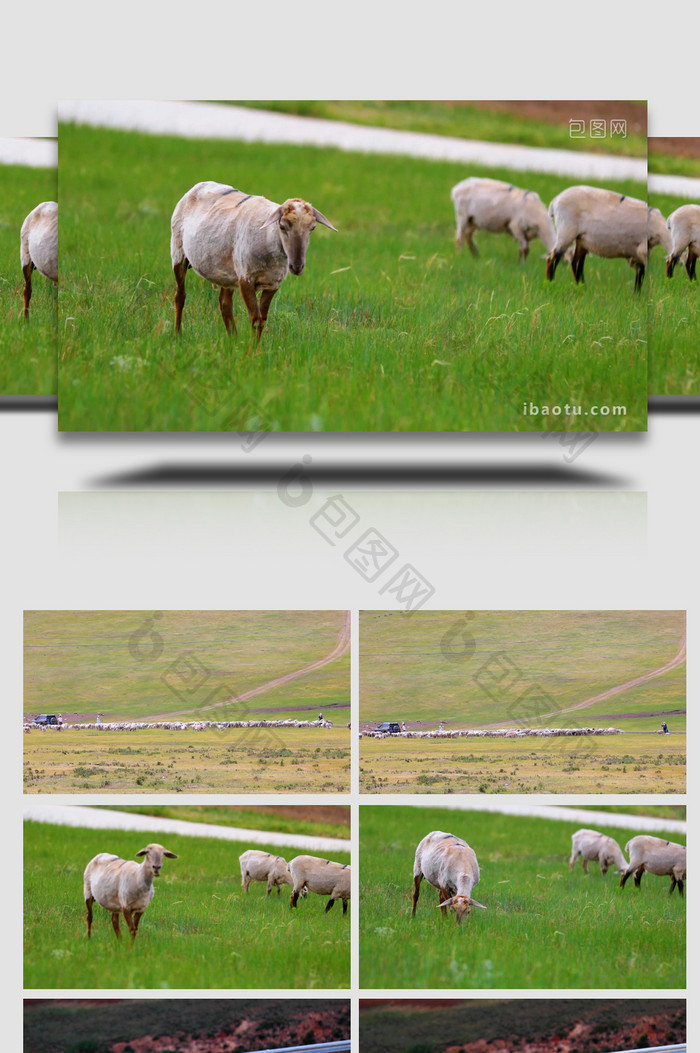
359,999,685,1053
25,999,350,1053
226,101,647,158
359,610,685,725
24,609,349,720
0,161,56,394
58,123,647,431
359,733,686,794
23,727,350,793
359,806,685,989
24,820,351,989
91,804,350,840
648,190,700,395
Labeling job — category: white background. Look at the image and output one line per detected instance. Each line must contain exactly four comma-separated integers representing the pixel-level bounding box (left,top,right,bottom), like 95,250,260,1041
3,6,696,1050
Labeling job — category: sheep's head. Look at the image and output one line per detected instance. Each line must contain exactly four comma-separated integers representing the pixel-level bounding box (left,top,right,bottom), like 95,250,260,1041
438,894,486,924
261,199,337,275
136,843,178,876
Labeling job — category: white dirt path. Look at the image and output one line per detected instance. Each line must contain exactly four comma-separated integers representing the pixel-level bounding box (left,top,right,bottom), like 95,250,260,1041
23,804,351,853
58,100,646,183
0,137,56,167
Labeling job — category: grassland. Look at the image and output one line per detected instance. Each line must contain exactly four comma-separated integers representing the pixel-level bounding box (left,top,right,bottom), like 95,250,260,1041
24,726,350,793
359,806,685,989
0,161,56,394
24,819,351,989
58,123,647,431
648,189,700,395
359,732,686,793
25,999,350,1053
359,610,685,726
24,610,349,719
359,999,685,1053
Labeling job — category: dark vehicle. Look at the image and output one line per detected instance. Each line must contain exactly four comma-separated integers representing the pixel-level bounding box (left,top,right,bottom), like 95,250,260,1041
375,722,402,735
32,714,59,725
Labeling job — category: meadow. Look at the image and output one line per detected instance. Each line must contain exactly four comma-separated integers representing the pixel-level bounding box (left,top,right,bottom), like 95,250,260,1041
648,188,700,395
24,819,351,989
23,726,350,793
24,609,349,720
359,806,685,989
0,161,56,394
58,123,647,431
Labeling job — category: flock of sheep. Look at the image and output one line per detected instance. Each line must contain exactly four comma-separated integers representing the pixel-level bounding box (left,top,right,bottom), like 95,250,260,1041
83,844,350,940
410,827,687,927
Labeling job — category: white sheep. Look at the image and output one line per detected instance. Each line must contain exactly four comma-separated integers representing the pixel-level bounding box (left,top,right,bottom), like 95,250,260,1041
239,849,294,897
619,835,686,896
287,854,350,914
648,206,673,256
20,201,58,319
170,181,337,338
83,843,178,939
666,203,700,280
451,177,556,261
411,830,486,924
546,185,648,292
569,828,627,876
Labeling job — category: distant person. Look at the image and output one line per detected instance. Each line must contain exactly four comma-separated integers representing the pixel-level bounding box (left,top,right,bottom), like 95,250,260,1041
661,721,670,734
402,721,407,733
96,713,101,725
57,714,63,727
318,712,323,723
439,721,444,733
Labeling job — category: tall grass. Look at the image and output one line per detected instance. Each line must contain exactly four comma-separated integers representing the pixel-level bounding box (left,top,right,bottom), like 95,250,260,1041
58,124,647,431
359,806,685,989
0,161,56,394
24,821,351,988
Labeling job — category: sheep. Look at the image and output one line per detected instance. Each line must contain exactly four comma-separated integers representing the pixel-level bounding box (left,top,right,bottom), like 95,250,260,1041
546,185,648,292
569,828,627,876
411,830,486,924
20,201,58,319
451,177,556,261
170,181,336,338
83,843,178,939
648,206,673,256
239,849,294,897
619,835,686,896
287,854,350,914
666,203,700,280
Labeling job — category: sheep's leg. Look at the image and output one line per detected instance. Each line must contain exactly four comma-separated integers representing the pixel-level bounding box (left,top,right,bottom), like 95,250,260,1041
509,222,529,261
633,263,645,293
686,250,697,281
258,289,277,338
85,895,94,938
582,858,589,875
545,249,564,281
633,867,644,888
676,878,684,897
218,287,237,334
122,907,137,938
342,898,348,915
669,877,677,895
239,279,263,337
666,254,679,278
111,912,122,938
22,262,35,320
173,258,190,332
572,242,587,284
325,895,337,913
241,871,250,893
463,224,479,257
619,867,632,888
133,911,144,932
266,879,273,897
290,888,300,909
411,873,423,917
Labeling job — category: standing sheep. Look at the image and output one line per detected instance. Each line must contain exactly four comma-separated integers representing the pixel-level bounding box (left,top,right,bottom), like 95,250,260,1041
619,835,686,896
412,830,486,925
569,828,627,876
666,204,700,280
239,849,294,897
451,177,556,261
83,843,178,939
287,854,350,914
170,181,337,338
546,185,648,292
20,201,58,319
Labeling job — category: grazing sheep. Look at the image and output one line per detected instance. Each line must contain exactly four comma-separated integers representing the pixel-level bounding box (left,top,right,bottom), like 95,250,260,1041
170,181,337,338
546,185,648,292
648,206,673,256
20,201,58,319
569,828,627,876
239,849,294,897
666,204,700,280
619,835,686,896
83,843,178,939
287,854,350,914
412,830,486,924
451,177,556,261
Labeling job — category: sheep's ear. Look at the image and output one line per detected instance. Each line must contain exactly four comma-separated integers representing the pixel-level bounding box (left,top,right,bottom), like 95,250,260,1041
470,898,487,910
312,208,337,232
437,897,454,909
135,848,149,858
260,206,284,230
164,850,179,859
